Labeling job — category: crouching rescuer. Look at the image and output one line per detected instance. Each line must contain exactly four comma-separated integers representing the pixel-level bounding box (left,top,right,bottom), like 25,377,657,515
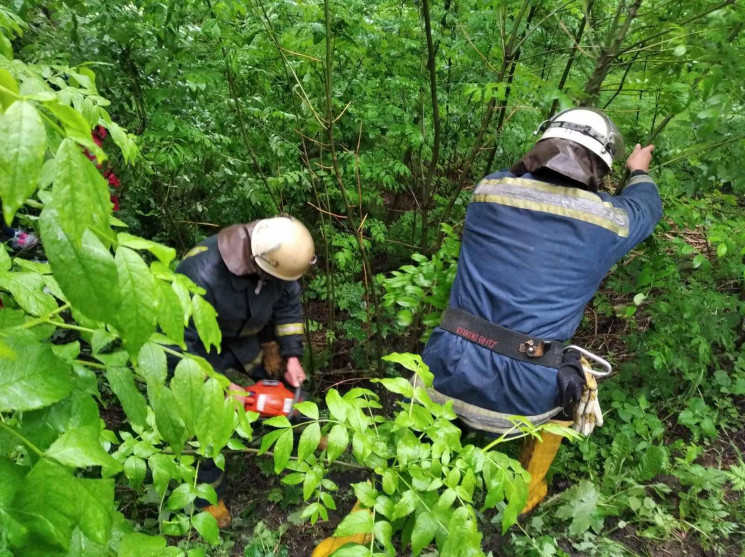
420,107,662,514
171,215,315,526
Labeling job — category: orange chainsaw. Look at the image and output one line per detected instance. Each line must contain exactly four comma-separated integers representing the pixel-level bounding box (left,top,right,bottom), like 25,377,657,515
244,380,304,419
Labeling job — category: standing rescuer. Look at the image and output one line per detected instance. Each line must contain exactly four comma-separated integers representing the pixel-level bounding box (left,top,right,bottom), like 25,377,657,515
173,215,315,526
421,107,662,514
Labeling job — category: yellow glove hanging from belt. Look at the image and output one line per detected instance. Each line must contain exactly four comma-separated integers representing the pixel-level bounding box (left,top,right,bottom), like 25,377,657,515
261,341,285,377
573,357,604,436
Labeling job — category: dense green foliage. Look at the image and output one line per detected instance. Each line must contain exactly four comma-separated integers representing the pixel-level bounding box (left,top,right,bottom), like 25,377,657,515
1,0,744,555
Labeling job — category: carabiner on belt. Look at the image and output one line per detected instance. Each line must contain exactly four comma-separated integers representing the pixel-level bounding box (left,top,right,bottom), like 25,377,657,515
564,345,613,377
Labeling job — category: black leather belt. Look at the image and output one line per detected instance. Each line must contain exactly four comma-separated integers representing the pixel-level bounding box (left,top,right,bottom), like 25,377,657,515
439,307,565,369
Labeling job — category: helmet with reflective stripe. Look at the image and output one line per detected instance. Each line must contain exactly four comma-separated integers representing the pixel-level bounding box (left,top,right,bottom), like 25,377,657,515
251,216,316,281
537,108,624,168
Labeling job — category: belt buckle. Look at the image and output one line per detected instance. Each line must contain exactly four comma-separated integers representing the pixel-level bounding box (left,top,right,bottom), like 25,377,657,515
520,339,549,358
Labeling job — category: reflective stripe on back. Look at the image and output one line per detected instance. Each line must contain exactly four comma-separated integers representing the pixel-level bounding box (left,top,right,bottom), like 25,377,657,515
473,177,629,237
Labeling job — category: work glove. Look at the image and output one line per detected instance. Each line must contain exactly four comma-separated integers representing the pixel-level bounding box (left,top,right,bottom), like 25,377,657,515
572,357,604,436
261,341,285,377
556,349,586,414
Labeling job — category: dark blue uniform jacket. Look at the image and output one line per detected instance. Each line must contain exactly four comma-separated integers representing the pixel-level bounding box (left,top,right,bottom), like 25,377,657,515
422,170,662,424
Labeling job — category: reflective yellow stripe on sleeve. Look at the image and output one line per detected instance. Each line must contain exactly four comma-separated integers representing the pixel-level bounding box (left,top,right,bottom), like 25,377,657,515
275,323,305,337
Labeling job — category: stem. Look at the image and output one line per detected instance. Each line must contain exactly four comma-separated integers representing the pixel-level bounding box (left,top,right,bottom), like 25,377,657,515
549,0,596,117
74,359,107,370
17,303,70,330
322,0,384,369
420,0,442,251
0,422,45,457
173,446,369,471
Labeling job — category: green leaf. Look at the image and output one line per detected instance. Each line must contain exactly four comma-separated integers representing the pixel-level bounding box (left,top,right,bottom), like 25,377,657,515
298,422,321,462
636,445,666,481
555,480,604,537
116,247,157,353
326,546,369,557
106,367,147,429
0,333,73,412
137,342,167,385
411,512,438,556
195,378,235,454
167,483,196,510
191,295,221,353
0,69,19,110
156,280,185,347
325,389,348,423
40,209,122,323
171,358,204,435
382,469,397,495
264,415,292,429
76,477,115,545
148,454,179,497
11,460,114,551
392,489,417,520
192,512,220,545
195,483,218,505
0,272,58,317
44,102,94,146
335,510,373,536
716,243,728,258
327,424,349,463
51,138,111,240
0,101,46,224
303,466,323,501
353,482,378,507
0,244,10,272
273,429,294,474
118,532,168,556
374,520,393,553
46,425,121,472
151,384,188,455
123,456,146,488
117,233,176,265
293,400,319,420
372,377,414,398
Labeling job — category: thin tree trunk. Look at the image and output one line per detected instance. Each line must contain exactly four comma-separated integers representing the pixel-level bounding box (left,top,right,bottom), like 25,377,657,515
432,0,532,251
323,0,384,370
584,0,643,104
549,0,596,117
420,0,442,251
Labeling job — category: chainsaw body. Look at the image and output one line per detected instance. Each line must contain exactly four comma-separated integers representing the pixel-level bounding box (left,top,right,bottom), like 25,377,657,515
245,380,303,419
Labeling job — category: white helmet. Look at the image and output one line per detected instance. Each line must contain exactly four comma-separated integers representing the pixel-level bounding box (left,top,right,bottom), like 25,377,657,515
537,108,624,168
251,216,316,281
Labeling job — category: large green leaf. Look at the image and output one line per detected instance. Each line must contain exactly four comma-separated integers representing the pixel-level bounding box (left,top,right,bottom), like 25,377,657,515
191,295,221,353
0,271,58,317
171,358,204,436
150,384,188,456
335,510,374,536
51,138,110,240
39,208,122,323
0,244,10,272
0,333,73,412
116,247,158,353
117,233,176,265
46,425,121,472
195,378,235,454
0,457,27,546
411,511,438,556
156,280,185,347
137,342,167,385
0,101,46,224
191,512,220,546
118,532,169,557
9,460,114,553
105,367,147,430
